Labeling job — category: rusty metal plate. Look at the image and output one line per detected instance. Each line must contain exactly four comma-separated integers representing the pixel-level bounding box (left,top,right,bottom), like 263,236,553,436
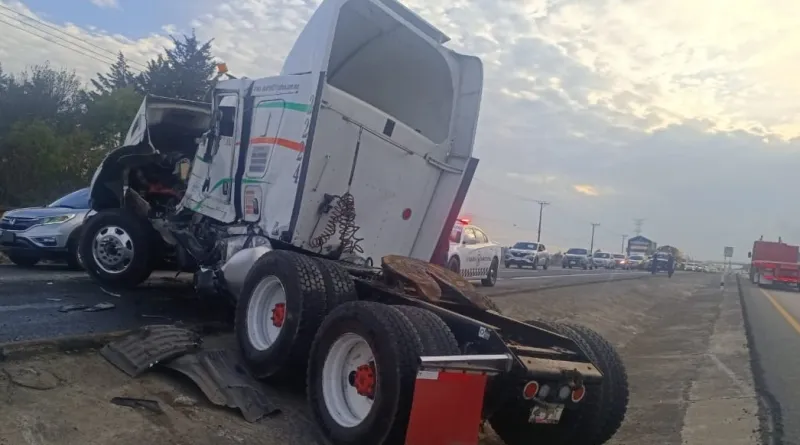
382,255,442,302
381,255,498,312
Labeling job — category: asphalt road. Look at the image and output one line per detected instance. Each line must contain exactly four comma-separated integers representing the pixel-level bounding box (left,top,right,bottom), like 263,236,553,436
0,263,649,344
740,275,800,445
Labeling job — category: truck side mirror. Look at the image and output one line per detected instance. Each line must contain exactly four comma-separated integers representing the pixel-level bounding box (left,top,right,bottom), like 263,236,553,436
747,252,751,258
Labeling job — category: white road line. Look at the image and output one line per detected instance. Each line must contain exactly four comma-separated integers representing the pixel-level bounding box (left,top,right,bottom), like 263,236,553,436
506,272,644,281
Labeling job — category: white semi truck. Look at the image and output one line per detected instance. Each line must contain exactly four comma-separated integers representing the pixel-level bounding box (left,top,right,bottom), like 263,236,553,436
79,0,628,443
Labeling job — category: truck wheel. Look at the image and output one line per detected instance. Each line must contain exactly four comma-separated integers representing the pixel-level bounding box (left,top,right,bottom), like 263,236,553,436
7,253,39,268
531,258,538,270
313,258,358,311
491,321,629,445
482,258,499,287
394,306,460,355
79,209,153,289
504,262,509,268
307,301,422,445
236,250,327,379
543,259,549,270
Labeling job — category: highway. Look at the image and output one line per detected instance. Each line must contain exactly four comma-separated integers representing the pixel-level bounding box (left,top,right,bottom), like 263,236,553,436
740,277,800,445
0,264,648,344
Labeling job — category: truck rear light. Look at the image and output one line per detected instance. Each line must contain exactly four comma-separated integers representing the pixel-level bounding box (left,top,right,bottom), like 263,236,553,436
522,381,539,400
571,386,586,402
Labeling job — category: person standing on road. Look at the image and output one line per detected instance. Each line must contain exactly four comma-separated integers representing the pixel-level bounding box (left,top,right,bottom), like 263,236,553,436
667,253,675,278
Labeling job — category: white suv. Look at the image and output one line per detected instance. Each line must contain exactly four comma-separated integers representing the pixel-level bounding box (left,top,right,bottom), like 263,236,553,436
505,241,551,270
447,221,502,286
592,251,614,269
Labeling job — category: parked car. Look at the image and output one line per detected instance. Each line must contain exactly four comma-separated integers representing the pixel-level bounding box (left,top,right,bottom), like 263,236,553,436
448,220,503,286
562,247,591,269
505,241,551,270
0,188,90,269
592,251,614,269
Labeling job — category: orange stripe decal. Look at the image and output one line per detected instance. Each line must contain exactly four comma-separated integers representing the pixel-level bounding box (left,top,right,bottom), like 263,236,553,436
250,137,304,152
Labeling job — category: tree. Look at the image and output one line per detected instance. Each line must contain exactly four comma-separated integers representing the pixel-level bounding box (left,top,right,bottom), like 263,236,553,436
83,86,142,149
90,52,136,98
137,31,215,101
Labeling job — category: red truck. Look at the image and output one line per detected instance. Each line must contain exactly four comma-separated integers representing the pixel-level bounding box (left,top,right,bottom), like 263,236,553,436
748,238,800,289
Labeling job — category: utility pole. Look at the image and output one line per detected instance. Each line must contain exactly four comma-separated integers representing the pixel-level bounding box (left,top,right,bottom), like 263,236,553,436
633,218,645,236
535,200,550,242
589,223,600,253
621,234,628,254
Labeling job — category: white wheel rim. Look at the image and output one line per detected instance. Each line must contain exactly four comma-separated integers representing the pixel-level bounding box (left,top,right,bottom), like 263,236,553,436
246,275,287,351
92,225,134,274
321,333,376,428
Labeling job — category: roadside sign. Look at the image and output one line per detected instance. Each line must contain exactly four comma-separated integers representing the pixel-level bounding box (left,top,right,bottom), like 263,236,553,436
724,246,733,258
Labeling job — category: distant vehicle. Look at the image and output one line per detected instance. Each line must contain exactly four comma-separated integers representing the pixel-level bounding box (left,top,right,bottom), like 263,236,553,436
448,220,503,286
685,263,701,272
592,251,614,269
748,238,800,289
627,254,646,270
612,253,627,269
505,241,551,270
0,188,89,269
650,252,674,276
562,247,591,269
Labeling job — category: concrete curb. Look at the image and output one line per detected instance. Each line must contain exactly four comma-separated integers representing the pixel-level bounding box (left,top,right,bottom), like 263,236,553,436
486,274,651,298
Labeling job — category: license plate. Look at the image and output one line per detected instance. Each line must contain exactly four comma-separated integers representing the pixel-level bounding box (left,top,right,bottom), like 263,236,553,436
529,403,564,424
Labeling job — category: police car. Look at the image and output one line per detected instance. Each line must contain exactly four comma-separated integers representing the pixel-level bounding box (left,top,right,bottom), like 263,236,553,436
447,218,502,287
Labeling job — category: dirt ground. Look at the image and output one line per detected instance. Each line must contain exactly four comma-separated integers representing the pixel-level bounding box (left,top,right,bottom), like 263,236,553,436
0,273,759,445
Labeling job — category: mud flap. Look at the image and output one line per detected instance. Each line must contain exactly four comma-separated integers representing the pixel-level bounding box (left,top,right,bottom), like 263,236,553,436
165,348,281,422
100,325,200,377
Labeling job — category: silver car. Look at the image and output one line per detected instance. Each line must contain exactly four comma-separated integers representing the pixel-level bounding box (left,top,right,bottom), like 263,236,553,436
0,188,90,268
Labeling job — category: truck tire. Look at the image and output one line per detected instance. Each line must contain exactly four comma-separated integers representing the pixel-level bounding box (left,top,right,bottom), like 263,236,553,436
448,256,461,275
543,258,549,270
79,209,153,289
236,250,327,379
307,301,422,445
313,258,358,311
490,321,628,445
394,306,460,355
482,258,499,287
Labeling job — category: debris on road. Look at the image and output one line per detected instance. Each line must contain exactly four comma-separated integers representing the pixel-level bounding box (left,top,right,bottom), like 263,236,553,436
165,348,281,422
100,325,200,377
59,303,89,313
84,302,116,312
100,287,122,298
110,396,164,414
2,366,59,390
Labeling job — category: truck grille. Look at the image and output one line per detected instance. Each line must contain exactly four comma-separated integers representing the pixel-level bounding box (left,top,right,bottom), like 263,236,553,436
0,217,41,231
512,252,527,257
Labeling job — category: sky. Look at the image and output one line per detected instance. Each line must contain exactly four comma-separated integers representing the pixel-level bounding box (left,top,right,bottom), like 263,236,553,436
2,0,800,261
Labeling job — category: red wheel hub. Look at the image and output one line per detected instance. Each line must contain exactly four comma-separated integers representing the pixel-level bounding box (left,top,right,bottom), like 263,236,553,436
271,303,286,327
353,363,376,398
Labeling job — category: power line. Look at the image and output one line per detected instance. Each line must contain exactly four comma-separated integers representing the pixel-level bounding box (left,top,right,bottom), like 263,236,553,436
0,16,118,67
0,4,149,71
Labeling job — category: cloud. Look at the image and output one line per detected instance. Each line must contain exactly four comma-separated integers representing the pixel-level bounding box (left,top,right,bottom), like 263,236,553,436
89,0,120,9
2,0,800,259
573,185,599,196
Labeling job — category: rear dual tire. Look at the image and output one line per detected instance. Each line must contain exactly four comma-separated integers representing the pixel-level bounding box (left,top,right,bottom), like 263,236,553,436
307,302,458,445
490,320,629,445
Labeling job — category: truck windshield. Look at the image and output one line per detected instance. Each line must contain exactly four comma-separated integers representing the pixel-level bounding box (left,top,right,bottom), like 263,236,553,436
594,253,610,258
567,248,588,255
513,242,538,250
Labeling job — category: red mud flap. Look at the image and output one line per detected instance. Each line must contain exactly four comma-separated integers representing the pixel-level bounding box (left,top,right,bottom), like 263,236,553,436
405,354,511,445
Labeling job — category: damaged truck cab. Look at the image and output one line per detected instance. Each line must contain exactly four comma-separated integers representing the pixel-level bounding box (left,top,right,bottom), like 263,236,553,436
81,1,629,444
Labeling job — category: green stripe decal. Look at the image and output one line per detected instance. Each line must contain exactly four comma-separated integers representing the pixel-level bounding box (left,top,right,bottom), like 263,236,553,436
256,101,309,113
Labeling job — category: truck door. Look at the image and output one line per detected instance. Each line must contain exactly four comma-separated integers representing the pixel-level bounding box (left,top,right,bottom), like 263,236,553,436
183,93,242,222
